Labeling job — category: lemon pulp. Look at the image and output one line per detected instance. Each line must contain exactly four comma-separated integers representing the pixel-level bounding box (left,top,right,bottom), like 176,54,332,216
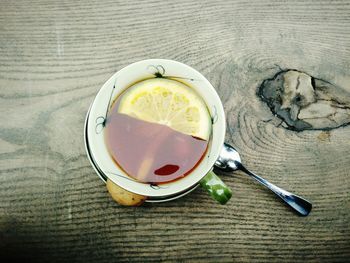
117,78,211,140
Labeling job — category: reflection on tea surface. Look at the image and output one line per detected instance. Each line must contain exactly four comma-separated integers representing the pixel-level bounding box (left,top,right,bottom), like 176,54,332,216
106,113,208,183
105,78,211,184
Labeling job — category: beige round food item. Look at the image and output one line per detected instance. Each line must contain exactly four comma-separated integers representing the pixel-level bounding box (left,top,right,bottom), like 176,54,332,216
106,179,147,206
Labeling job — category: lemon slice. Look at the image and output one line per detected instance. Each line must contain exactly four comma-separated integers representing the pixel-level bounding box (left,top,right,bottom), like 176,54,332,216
118,78,211,140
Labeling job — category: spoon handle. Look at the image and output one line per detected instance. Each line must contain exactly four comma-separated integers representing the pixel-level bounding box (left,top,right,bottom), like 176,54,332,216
234,161,312,216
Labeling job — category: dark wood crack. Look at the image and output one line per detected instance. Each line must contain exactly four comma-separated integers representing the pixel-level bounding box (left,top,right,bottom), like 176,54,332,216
257,70,350,131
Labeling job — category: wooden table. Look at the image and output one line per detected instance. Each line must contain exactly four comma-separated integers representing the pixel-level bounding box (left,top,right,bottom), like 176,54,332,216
1,0,349,262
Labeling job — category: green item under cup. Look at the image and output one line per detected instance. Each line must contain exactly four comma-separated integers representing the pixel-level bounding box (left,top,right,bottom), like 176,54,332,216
200,170,232,205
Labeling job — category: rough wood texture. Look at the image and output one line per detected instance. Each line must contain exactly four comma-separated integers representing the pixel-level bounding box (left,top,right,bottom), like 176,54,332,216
1,0,350,262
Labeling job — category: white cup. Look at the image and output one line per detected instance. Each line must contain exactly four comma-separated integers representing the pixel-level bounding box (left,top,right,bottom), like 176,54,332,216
85,59,226,199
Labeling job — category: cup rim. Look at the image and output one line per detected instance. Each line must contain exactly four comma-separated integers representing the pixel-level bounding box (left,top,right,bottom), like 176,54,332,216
86,59,226,197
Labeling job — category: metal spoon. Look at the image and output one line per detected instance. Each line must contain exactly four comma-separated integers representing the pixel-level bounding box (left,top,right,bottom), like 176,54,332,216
215,143,312,216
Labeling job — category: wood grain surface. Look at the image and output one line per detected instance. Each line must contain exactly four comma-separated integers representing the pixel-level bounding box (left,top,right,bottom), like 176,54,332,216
1,0,350,262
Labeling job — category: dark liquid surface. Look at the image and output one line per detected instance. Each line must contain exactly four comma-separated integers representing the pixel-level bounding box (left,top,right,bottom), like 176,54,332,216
105,111,208,184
